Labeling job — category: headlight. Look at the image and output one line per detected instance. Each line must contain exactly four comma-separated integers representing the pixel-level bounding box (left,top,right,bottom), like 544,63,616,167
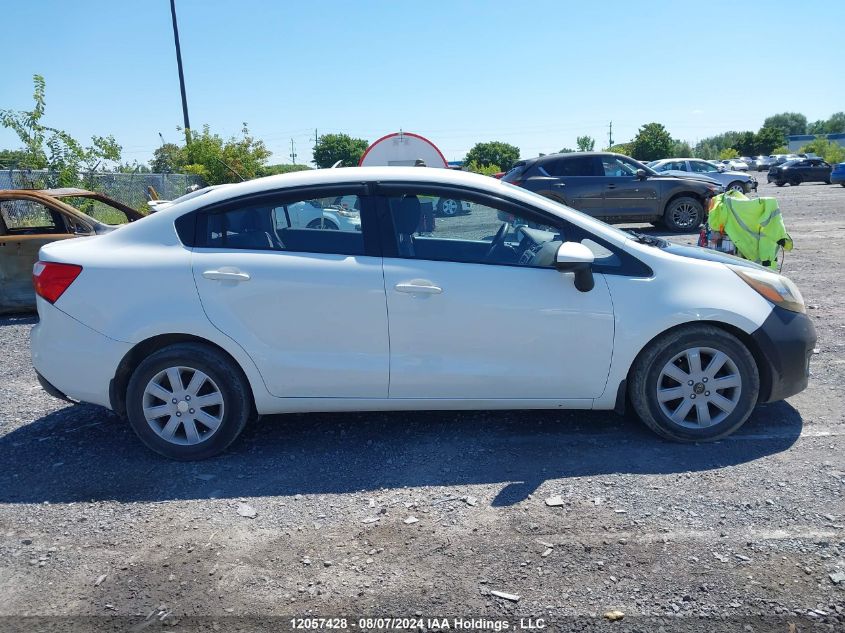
728,265,805,313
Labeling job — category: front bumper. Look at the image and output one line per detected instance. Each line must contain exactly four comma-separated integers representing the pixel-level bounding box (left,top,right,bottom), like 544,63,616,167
751,305,817,402
831,173,845,185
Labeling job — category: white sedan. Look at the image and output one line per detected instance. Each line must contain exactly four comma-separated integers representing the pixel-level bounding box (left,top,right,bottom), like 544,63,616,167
31,168,815,459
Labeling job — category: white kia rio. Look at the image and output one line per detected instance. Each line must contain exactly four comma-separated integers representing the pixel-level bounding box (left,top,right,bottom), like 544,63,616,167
30,168,816,460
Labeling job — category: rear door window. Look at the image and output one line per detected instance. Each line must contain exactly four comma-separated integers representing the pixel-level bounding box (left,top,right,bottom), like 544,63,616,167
543,156,598,177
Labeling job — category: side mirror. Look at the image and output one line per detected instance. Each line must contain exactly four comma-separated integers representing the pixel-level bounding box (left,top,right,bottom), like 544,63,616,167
635,168,648,180
555,242,595,292
717,164,726,172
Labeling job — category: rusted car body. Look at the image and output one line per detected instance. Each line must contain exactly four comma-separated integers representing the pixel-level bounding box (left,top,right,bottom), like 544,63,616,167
0,188,144,313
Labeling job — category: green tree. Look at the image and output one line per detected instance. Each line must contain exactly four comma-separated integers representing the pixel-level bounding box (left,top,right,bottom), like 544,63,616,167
825,112,845,134
259,164,312,176
576,135,595,152
0,74,122,185
179,123,271,184
809,112,845,135
465,160,501,176
762,112,808,137
771,145,789,155
669,140,693,157
629,123,673,161
754,126,785,155
799,137,845,164
150,143,183,173
732,131,757,157
718,148,739,160
606,143,632,155
558,147,575,153
0,148,29,168
464,141,520,172
312,133,369,168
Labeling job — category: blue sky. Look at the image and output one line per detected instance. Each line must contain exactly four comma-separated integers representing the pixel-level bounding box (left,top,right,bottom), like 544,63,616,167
2,0,844,167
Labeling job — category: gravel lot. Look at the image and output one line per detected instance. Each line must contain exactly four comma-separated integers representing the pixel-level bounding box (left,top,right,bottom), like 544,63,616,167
0,180,843,631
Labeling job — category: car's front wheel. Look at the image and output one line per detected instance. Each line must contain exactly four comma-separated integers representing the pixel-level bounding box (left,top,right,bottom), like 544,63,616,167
727,181,745,193
437,198,461,216
126,343,252,460
629,325,760,442
663,196,703,232
789,176,802,186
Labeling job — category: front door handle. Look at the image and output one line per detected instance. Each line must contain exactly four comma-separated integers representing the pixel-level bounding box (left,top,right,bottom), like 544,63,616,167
202,269,251,282
607,184,616,189
553,183,566,188
395,281,443,295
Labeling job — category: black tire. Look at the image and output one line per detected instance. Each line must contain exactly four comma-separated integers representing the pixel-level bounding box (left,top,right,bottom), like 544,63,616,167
775,181,785,187
789,176,801,187
437,198,461,216
727,181,745,193
306,218,338,230
824,179,831,185
126,343,252,460
629,324,760,442
663,196,704,233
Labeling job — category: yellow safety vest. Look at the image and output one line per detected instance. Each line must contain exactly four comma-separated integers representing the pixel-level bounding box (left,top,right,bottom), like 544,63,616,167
707,192,793,270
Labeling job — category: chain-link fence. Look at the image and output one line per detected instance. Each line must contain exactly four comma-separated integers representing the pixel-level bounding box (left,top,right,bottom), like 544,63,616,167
0,170,205,211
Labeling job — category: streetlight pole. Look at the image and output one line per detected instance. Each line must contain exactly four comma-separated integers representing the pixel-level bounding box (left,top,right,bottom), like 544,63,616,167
169,0,192,145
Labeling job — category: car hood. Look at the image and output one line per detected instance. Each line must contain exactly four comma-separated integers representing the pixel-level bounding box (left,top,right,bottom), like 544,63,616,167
662,241,767,271
658,170,721,185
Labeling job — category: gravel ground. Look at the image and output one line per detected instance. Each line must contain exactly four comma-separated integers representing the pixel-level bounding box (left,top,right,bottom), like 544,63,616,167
0,180,843,632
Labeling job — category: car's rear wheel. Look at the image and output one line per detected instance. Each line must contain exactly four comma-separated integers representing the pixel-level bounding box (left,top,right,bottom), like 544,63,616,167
629,325,760,442
789,176,802,186
126,343,252,460
437,198,460,216
727,181,745,193
306,218,339,230
775,181,785,187
663,196,703,232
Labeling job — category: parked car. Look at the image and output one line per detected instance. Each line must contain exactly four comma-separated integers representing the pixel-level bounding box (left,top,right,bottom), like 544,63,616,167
719,159,748,172
649,158,757,193
769,154,800,167
767,158,833,186
830,162,845,186
0,188,144,313
501,153,722,232
31,167,815,459
752,155,775,171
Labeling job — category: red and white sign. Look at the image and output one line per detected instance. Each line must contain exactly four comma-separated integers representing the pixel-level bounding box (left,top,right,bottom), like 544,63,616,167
359,132,448,168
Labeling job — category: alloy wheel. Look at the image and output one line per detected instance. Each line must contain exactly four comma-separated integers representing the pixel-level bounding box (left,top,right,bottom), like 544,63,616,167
655,346,741,429
670,202,699,229
440,199,459,216
142,366,225,445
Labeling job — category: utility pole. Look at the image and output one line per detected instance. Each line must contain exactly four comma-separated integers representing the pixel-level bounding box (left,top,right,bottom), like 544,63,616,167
314,129,319,148
608,121,614,149
169,0,192,145
290,138,297,164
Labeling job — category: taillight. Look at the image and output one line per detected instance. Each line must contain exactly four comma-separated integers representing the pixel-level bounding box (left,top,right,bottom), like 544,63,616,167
32,261,83,303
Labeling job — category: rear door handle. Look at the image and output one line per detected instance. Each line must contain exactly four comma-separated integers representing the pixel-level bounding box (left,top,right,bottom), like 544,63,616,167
202,269,251,282
553,183,566,188
607,184,616,189
394,281,442,295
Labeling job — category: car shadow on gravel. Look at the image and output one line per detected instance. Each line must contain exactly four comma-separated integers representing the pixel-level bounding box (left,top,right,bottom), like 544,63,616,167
0,400,802,506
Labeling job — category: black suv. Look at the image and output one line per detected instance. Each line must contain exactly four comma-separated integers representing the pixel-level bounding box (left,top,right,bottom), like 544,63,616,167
767,158,832,186
502,152,722,232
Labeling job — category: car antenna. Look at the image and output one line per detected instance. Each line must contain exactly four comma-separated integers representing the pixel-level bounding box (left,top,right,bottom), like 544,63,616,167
215,157,246,182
